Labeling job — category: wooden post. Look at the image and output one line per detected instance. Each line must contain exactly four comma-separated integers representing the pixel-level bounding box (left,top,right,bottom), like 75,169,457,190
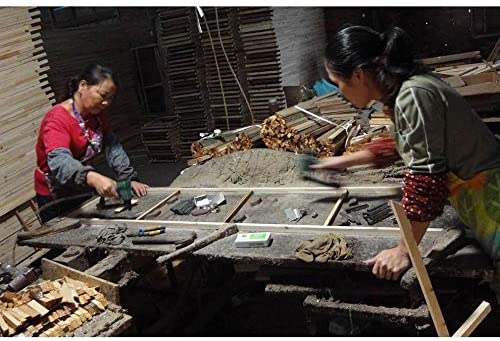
323,190,348,226
390,200,450,336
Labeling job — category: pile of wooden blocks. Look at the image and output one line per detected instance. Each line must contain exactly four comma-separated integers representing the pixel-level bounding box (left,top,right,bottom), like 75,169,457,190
0,276,108,337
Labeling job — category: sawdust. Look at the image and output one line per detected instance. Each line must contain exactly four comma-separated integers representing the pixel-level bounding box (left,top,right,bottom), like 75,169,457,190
171,149,404,188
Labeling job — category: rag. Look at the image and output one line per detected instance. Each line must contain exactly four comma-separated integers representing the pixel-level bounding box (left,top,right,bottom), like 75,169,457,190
295,233,353,263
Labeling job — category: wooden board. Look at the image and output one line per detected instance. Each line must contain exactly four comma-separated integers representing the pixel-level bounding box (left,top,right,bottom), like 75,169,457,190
452,301,491,337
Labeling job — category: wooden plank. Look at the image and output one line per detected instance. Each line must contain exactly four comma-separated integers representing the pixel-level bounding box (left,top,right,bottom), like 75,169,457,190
452,301,491,337
390,201,449,336
420,51,481,66
224,191,253,222
136,190,181,220
456,82,500,96
483,117,500,123
41,258,120,305
323,189,348,226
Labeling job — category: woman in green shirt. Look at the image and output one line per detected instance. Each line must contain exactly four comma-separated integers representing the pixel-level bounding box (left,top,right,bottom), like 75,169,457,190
312,25,500,298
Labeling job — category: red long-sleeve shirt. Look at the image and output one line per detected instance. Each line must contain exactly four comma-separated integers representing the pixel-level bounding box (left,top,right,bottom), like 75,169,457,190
34,104,110,196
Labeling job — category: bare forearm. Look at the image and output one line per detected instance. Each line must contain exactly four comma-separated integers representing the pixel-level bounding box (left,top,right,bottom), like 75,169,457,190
343,149,377,167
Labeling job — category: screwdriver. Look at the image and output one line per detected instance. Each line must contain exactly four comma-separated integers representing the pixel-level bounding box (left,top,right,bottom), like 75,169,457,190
127,226,166,237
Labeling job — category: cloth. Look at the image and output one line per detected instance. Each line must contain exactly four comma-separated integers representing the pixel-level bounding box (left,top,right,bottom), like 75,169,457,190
402,171,449,222
447,168,500,261
394,73,500,179
295,233,353,263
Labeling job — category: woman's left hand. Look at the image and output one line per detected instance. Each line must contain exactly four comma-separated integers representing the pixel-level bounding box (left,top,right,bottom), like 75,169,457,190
131,181,150,197
365,246,411,281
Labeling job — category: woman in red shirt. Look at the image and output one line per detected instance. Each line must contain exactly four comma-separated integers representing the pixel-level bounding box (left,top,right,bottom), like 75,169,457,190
35,64,149,223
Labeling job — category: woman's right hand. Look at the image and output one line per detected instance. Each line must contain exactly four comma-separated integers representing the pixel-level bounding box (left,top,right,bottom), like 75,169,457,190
86,171,119,199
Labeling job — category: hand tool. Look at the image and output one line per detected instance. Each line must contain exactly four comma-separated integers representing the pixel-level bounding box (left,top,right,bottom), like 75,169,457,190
97,179,134,210
126,226,166,237
156,224,238,265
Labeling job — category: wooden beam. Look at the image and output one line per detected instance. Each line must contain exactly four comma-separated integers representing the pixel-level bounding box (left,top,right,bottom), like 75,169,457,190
75,185,401,213
452,301,491,337
390,200,450,336
80,218,444,237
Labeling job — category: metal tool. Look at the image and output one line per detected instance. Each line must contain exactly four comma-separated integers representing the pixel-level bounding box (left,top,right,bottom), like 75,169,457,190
97,179,134,210
126,226,166,238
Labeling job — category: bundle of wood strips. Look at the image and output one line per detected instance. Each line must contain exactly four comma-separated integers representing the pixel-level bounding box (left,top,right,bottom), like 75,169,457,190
260,93,361,157
191,125,261,159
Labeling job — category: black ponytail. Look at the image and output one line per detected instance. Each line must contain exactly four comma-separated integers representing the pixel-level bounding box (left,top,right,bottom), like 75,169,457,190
65,63,117,100
325,26,427,107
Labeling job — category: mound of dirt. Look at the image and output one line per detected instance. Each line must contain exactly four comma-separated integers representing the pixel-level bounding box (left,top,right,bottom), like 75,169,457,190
171,148,405,188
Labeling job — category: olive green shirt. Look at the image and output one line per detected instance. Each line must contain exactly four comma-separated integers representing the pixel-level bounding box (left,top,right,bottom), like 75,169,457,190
394,73,500,179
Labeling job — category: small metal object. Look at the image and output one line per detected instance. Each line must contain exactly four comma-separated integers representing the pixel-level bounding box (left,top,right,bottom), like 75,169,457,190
285,208,307,222
347,198,358,207
194,195,210,207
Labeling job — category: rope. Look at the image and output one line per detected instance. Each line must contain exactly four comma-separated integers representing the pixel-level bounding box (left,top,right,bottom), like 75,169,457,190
202,11,230,130
214,8,255,124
